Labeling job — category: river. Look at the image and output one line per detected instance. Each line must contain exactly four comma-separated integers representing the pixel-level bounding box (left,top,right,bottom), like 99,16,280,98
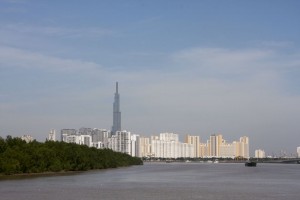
0,162,299,200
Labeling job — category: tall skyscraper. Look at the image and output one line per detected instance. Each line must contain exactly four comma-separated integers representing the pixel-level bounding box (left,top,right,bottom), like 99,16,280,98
111,82,121,134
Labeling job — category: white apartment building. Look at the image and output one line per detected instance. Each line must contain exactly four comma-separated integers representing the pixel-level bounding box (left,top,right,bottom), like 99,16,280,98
48,129,56,141
92,141,104,149
237,136,249,158
66,135,80,144
108,135,118,151
92,129,110,148
199,143,208,157
297,147,300,158
139,137,151,157
255,149,266,158
160,132,179,142
65,134,93,147
131,134,140,157
185,135,200,158
79,135,92,147
61,129,77,142
20,135,34,143
219,143,235,158
149,133,194,158
112,130,131,155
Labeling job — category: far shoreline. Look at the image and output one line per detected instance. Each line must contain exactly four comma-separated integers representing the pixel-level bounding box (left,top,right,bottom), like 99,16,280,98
0,170,85,180
0,165,139,181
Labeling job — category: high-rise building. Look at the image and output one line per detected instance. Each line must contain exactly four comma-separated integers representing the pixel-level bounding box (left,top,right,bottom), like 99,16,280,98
149,133,194,158
139,137,151,157
185,135,200,157
111,82,121,135
78,127,93,135
61,129,77,142
116,130,131,155
297,147,300,158
92,129,110,145
20,135,34,143
233,136,249,159
131,134,140,157
208,134,223,157
48,129,56,141
255,149,266,158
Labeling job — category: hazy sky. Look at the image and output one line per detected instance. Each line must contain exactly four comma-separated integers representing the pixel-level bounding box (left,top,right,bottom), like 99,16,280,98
0,0,299,155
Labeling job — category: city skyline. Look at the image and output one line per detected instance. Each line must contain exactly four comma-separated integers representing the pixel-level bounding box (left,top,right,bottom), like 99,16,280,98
0,1,300,155
59,127,250,159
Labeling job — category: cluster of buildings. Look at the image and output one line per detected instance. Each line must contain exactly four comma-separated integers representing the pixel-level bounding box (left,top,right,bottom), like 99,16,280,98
48,129,250,159
46,82,250,159
20,134,34,143
16,82,299,159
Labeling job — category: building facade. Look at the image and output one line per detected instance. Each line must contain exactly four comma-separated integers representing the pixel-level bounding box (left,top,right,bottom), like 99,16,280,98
60,127,250,159
111,82,121,135
255,149,266,158
148,133,194,158
20,135,34,143
48,129,56,141
185,135,200,158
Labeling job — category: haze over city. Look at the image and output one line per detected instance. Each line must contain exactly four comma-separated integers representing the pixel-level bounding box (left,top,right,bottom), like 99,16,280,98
0,0,299,155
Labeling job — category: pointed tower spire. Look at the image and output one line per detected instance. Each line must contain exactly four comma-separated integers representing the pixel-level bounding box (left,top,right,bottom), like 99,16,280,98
116,82,118,94
112,82,121,135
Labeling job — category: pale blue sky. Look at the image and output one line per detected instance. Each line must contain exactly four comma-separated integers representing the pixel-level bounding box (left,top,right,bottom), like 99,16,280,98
0,0,300,155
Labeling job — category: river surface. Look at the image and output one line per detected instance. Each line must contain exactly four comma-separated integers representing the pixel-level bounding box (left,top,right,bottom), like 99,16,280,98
0,162,299,200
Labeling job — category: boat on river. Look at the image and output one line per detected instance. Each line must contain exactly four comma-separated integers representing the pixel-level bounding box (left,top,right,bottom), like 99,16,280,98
245,161,257,167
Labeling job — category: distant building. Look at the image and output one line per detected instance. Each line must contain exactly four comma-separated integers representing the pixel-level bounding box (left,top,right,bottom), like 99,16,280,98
108,130,131,155
92,128,110,147
21,135,34,143
139,137,151,157
79,127,93,135
48,129,56,141
184,134,249,158
160,132,178,142
61,129,77,142
111,82,121,135
116,130,131,155
185,135,200,157
61,128,109,148
236,136,249,159
149,133,194,158
255,149,266,158
66,135,79,144
297,147,300,158
208,134,222,157
131,134,140,157
108,135,118,151
79,135,92,147
59,126,250,159
219,142,234,158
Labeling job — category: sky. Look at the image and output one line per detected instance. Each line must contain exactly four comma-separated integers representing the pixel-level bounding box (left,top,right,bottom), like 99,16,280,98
0,0,300,156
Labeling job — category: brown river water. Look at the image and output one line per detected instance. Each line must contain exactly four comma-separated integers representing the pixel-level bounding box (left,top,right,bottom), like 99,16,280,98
0,162,299,200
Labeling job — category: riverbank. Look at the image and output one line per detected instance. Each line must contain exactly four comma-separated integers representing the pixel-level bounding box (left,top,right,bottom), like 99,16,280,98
0,136,143,176
0,170,84,180
0,165,142,180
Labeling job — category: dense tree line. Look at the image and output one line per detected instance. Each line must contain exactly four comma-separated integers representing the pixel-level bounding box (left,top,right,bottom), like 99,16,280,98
0,136,143,175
